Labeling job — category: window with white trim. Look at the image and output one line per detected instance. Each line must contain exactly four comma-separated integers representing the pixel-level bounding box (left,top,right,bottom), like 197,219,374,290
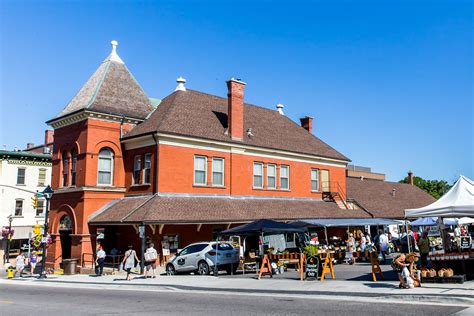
144,154,151,184
194,156,207,185
311,169,320,192
133,155,142,184
280,165,289,190
15,199,23,216
62,151,68,187
98,148,113,185
36,200,45,217
212,158,224,186
267,164,276,189
38,168,47,186
253,162,263,188
71,150,77,186
17,168,26,185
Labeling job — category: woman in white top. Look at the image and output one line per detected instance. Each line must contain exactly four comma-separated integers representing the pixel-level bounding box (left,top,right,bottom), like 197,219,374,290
14,251,27,277
122,245,140,281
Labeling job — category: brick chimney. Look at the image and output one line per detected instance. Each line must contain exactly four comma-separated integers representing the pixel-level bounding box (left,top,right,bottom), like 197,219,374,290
300,116,313,134
45,130,54,144
226,78,246,141
408,171,414,185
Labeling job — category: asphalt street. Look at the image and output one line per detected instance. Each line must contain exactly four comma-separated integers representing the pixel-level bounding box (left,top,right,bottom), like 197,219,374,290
0,283,468,316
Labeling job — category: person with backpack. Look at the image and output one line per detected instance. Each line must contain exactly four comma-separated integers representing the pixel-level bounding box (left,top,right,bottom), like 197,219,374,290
144,243,158,278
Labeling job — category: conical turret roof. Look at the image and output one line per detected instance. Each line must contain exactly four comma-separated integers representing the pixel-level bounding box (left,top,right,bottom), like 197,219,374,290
54,41,154,120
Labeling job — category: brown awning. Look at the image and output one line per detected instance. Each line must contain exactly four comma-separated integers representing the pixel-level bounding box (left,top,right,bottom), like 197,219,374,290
89,194,371,225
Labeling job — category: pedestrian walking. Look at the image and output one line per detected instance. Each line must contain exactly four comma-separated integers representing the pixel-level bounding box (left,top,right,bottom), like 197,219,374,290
345,233,355,264
144,243,158,278
29,251,38,275
14,251,27,278
122,245,140,281
95,245,106,276
378,230,389,263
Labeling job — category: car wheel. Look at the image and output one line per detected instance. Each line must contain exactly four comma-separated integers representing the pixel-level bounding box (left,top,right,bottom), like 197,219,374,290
197,261,210,275
166,264,176,276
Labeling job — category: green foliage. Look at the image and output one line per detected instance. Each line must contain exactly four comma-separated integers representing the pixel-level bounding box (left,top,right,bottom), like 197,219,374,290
399,176,452,199
304,245,318,257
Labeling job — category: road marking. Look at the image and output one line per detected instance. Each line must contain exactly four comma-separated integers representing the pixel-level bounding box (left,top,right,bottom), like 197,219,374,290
0,300,13,304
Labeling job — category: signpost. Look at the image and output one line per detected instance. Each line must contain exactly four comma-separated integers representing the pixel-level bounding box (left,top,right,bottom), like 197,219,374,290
305,256,319,281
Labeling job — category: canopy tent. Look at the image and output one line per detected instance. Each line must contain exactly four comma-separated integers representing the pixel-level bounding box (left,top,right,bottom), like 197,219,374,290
458,217,474,225
405,175,474,218
410,217,459,226
218,219,307,236
292,218,404,228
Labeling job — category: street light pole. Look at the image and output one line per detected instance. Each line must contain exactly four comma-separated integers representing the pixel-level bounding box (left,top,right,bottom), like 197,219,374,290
5,215,13,263
38,185,53,279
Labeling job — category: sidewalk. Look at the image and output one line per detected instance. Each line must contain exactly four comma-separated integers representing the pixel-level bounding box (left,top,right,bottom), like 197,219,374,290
3,270,473,306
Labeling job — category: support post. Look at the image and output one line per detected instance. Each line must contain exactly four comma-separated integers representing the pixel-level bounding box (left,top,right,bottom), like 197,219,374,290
139,224,145,274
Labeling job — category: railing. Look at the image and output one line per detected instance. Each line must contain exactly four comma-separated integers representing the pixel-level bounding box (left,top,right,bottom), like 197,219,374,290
321,181,348,209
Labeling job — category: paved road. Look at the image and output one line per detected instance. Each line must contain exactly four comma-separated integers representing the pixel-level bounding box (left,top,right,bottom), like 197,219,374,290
0,284,468,315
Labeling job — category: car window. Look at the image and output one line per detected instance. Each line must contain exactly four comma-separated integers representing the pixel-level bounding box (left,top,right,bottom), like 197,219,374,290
179,246,192,256
212,243,233,251
181,244,208,255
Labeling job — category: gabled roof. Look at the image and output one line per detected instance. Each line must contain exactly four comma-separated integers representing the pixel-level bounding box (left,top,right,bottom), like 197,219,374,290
88,195,370,224
124,89,350,161
52,41,154,121
346,177,436,219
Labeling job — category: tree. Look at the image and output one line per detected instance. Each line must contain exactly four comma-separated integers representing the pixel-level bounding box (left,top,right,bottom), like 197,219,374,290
399,176,452,199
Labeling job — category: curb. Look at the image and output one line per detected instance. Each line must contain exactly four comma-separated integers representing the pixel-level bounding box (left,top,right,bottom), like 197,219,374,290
8,277,473,305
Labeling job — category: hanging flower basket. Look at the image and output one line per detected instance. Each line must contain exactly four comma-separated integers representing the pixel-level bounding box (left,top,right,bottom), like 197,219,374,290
30,234,53,250
1,227,14,239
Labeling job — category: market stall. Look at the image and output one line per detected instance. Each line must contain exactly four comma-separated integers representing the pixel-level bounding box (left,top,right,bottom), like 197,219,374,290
218,219,308,280
405,175,474,281
293,218,404,261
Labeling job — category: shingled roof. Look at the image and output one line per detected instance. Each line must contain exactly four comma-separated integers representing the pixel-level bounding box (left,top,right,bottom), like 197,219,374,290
346,177,436,219
124,89,350,161
52,41,154,121
89,195,370,224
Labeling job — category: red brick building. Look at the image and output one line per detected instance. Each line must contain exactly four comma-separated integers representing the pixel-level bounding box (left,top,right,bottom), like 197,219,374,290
44,42,432,269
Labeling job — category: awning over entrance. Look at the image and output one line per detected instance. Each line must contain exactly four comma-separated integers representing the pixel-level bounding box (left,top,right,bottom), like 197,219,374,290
88,194,371,225
292,218,404,228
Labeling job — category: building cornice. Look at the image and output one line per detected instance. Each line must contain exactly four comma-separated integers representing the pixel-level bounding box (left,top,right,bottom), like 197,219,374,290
47,109,143,129
53,186,127,194
121,132,348,167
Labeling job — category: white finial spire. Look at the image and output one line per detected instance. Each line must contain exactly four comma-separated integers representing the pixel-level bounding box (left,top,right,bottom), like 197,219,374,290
175,76,187,91
276,103,285,115
105,40,124,64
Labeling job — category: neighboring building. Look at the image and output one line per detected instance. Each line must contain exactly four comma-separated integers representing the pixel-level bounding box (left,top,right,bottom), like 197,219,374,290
0,150,51,262
43,41,434,269
24,130,54,155
346,169,436,218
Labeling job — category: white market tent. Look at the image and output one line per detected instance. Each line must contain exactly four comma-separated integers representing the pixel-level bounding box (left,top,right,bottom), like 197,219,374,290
405,175,474,218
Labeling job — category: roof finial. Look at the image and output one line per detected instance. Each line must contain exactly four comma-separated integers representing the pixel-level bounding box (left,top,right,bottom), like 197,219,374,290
106,40,124,64
276,103,285,115
175,76,187,91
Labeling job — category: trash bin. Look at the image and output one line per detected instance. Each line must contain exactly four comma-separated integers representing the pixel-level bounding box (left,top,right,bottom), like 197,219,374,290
63,258,78,275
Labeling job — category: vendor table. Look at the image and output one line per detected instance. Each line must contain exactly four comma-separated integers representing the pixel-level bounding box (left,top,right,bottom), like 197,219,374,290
429,253,474,280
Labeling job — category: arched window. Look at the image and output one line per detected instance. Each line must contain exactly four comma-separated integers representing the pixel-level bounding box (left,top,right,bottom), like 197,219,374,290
70,149,77,186
98,148,113,185
62,151,69,187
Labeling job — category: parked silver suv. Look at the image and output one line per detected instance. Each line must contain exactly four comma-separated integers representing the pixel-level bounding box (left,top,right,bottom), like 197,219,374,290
166,242,239,275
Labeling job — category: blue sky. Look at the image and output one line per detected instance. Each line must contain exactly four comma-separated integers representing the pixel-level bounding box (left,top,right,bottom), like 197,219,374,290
1,0,472,182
